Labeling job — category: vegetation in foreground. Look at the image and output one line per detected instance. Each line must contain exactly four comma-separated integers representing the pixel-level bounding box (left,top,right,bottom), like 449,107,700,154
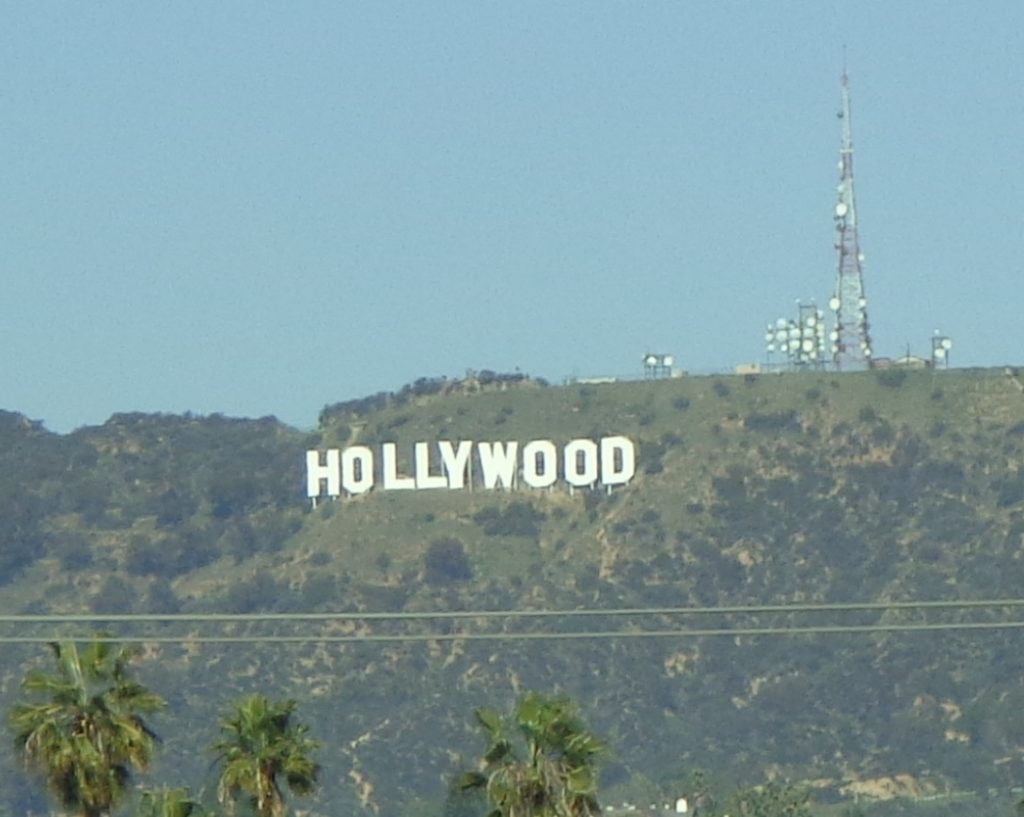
9,638,829,817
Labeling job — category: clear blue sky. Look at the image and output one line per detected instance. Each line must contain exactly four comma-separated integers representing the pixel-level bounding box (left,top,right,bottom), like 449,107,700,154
3,2,1022,432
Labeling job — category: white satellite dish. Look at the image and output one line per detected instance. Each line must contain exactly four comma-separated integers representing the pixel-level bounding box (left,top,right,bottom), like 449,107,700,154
664,355,674,366
802,339,814,352
764,332,774,342
829,297,840,311
776,317,788,328
934,348,946,360
645,355,657,366
835,203,848,217
942,338,953,350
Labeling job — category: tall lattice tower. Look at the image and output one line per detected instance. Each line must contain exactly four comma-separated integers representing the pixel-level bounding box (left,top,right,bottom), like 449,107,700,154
829,70,873,370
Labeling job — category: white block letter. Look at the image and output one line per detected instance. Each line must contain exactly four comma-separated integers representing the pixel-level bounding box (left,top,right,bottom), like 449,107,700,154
564,438,598,487
522,439,557,489
601,436,636,486
414,441,448,489
342,446,374,495
439,441,473,489
382,443,415,490
306,449,340,498
477,441,519,490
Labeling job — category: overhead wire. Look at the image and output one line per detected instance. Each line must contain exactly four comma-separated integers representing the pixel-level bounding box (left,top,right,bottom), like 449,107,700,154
3,620,1024,644
3,597,1024,624
3,598,1024,643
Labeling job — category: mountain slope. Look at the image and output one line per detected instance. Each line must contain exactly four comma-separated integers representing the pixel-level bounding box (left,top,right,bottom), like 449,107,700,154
2,368,1024,815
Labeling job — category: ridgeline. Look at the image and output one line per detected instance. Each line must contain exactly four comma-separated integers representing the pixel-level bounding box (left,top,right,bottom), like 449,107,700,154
3,367,1024,815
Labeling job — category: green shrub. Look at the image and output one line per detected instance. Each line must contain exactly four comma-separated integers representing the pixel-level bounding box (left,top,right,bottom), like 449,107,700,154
743,410,800,432
876,368,908,388
424,538,473,583
472,502,545,537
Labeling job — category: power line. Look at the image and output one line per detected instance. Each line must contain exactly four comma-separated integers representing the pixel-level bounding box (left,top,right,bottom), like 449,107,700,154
3,619,1024,645
3,597,1024,625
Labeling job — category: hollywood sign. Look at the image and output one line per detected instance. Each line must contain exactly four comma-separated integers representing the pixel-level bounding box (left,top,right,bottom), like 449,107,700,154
306,436,636,499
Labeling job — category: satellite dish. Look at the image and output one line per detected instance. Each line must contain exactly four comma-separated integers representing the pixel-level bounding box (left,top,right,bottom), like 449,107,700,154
858,297,867,308
789,339,801,351
767,343,776,352
775,330,788,342
942,339,953,350
789,327,801,339
764,332,774,342
835,203,848,217
864,348,873,357
776,318,788,328
806,315,817,327
934,348,946,360
802,340,814,352
664,355,674,366
830,330,840,341
645,355,657,366
829,297,841,311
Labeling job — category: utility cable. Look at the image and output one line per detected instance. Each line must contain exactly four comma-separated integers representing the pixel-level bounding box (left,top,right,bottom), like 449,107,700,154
3,597,1024,625
3,619,1024,644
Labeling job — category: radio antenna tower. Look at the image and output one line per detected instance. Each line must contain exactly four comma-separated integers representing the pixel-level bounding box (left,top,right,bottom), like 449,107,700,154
829,68,874,370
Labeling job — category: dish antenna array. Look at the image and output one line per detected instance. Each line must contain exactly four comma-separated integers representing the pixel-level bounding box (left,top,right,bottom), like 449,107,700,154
931,331,953,368
765,300,827,370
830,70,873,370
643,353,674,380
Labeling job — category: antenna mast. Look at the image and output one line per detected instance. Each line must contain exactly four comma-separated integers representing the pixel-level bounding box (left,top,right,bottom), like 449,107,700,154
829,69,873,370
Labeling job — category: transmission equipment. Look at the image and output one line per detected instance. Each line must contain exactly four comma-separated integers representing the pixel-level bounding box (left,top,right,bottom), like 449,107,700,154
829,70,874,370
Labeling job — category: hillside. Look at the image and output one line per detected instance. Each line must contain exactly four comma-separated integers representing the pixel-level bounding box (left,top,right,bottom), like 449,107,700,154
2,367,1024,816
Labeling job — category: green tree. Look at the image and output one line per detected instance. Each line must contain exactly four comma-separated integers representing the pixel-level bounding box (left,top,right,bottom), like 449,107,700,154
460,691,606,817
136,787,206,817
212,694,320,817
729,783,811,817
8,639,165,817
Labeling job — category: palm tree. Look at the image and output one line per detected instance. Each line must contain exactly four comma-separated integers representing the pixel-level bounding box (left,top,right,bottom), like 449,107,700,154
8,638,166,817
212,694,320,817
460,691,606,817
136,787,206,817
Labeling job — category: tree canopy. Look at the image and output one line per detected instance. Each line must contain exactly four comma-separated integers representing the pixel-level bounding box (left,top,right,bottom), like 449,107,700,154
8,639,165,817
